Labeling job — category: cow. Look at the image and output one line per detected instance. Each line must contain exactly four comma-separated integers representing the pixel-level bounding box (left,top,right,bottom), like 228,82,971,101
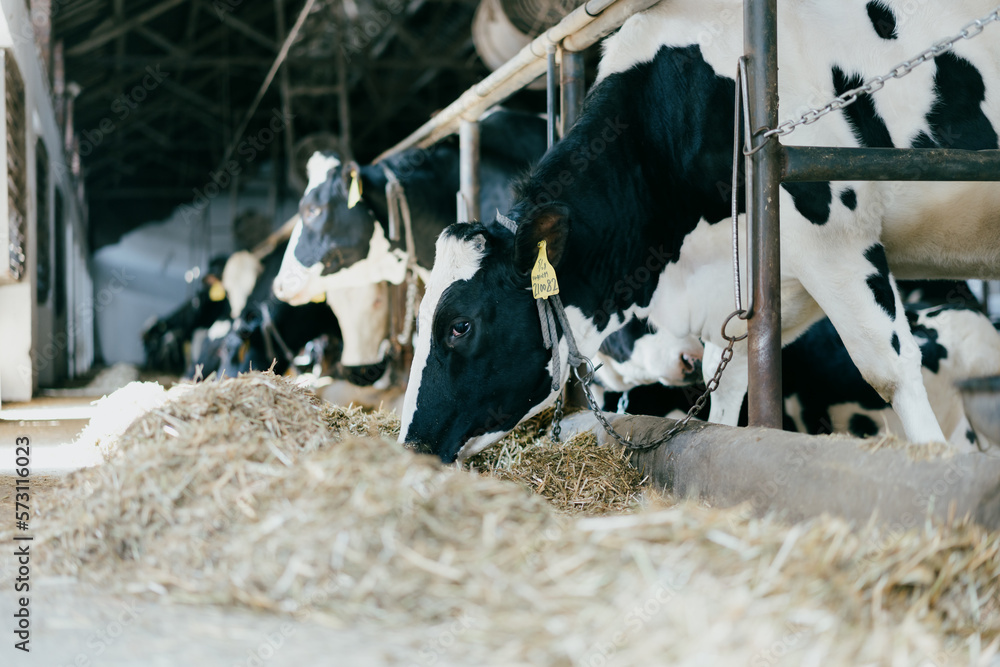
400,0,1000,462
142,255,229,374
193,241,342,378
271,109,548,377
599,297,1000,451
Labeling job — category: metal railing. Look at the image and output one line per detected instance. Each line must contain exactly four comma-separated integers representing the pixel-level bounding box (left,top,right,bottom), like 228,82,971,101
743,0,1000,427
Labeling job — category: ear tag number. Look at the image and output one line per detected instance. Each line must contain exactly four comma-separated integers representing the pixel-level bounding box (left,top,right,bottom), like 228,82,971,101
347,168,363,209
531,240,559,300
209,282,227,302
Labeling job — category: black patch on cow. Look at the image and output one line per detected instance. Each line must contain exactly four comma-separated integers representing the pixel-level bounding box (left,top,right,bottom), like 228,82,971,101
599,317,651,363
891,332,900,355
866,2,898,39
864,244,896,319
967,429,978,445
919,53,999,150
850,414,881,438
832,67,896,148
904,310,948,373
898,280,980,310
839,188,857,210
781,318,889,435
911,130,936,149
781,182,832,225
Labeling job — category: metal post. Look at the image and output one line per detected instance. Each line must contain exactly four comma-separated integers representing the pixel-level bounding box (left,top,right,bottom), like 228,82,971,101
546,45,557,148
745,0,783,428
459,120,480,222
559,47,585,138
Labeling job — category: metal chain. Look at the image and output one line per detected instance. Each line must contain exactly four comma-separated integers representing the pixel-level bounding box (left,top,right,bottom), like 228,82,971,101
745,5,1000,155
565,310,747,451
551,392,564,442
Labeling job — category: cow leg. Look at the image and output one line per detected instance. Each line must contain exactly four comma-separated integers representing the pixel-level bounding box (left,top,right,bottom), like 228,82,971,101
704,340,749,427
793,243,946,444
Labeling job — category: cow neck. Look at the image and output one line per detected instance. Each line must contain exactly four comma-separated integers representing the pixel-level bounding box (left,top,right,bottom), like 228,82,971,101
508,44,735,340
357,163,393,242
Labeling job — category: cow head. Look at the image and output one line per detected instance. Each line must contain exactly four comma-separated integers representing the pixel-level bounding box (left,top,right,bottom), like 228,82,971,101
273,151,406,303
400,206,571,463
595,323,704,393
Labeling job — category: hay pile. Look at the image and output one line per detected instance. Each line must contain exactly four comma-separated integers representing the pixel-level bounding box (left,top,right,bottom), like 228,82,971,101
468,417,646,515
23,373,1000,665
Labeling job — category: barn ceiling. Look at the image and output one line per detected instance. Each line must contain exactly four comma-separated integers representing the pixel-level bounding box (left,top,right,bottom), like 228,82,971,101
52,0,545,249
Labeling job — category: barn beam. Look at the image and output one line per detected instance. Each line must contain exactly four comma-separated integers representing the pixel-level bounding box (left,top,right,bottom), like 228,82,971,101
66,0,190,56
203,1,278,52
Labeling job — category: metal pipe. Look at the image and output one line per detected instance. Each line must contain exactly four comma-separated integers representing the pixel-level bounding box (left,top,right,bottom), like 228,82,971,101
783,146,1000,182
745,0,783,429
374,0,660,161
459,120,481,222
546,45,557,148
559,48,585,138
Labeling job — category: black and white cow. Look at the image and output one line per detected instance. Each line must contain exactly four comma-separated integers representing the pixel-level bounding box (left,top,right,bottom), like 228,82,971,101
193,241,341,378
142,255,229,374
271,109,548,372
600,298,1000,450
401,0,1000,462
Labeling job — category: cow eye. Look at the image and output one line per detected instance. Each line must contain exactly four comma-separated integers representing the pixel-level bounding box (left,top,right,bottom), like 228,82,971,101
302,204,321,222
450,320,471,339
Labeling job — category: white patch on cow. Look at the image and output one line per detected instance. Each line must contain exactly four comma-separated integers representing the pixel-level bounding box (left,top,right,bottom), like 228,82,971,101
326,283,390,367
317,222,409,289
595,326,704,393
207,319,232,341
221,251,263,319
305,152,341,193
400,232,487,443
273,220,326,305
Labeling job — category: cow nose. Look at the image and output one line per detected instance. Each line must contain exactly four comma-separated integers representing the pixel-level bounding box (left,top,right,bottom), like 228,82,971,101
682,353,702,380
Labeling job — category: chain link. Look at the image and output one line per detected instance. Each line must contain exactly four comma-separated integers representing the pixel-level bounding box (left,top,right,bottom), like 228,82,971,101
551,392,564,442
745,5,1000,154
566,310,747,451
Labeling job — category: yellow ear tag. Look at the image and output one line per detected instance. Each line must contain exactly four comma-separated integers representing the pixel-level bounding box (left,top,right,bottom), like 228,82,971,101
209,282,227,302
531,240,559,300
347,168,362,209
310,292,327,303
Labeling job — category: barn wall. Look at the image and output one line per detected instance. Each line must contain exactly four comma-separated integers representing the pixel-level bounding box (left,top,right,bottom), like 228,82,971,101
92,182,298,366
0,0,90,402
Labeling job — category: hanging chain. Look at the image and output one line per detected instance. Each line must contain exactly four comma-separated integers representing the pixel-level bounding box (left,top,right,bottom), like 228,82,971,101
568,311,747,451
550,392,564,442
745,5,1000,155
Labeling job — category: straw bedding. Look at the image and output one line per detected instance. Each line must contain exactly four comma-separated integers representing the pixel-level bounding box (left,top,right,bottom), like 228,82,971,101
22,372,1000,665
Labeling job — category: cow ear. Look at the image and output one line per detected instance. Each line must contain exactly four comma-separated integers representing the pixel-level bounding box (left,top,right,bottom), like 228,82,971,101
514,204,570,275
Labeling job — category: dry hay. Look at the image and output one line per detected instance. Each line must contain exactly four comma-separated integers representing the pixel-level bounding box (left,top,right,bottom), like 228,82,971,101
468,412,646,515
17,372,1000,665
